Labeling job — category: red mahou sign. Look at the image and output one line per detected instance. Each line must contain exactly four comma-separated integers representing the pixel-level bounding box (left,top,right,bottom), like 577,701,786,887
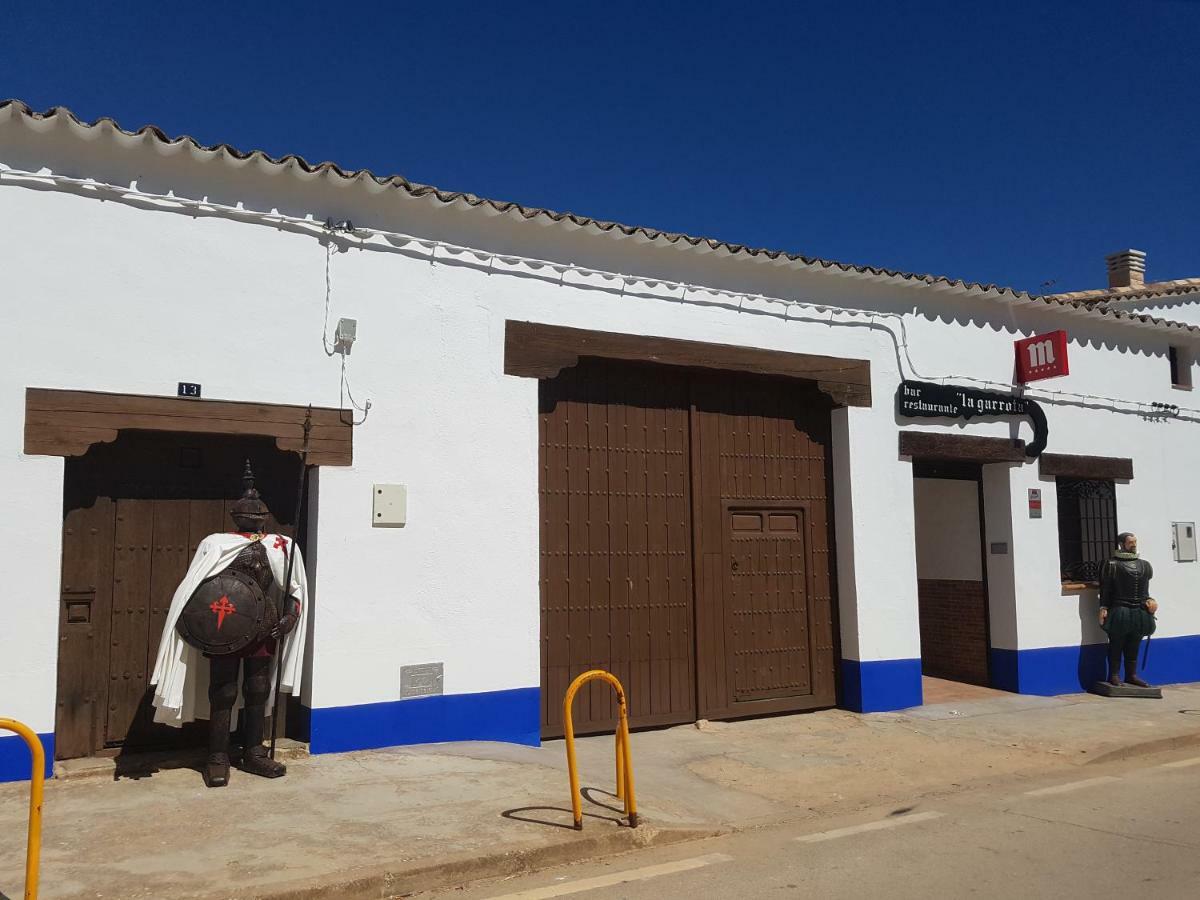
1015,330,1069,383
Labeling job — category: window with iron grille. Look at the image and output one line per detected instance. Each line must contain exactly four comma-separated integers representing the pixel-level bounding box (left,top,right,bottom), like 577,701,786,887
1055,478,1118,583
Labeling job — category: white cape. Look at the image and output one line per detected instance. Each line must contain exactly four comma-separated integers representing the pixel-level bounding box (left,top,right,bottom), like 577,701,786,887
150,533,309,727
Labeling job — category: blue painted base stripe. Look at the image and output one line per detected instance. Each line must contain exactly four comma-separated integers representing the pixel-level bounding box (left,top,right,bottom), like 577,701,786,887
840,658,923,712
0,732,54,784
309,687,540,755
990,634,1200,696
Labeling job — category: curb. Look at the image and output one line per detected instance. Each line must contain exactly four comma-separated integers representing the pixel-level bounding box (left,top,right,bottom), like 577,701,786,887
217,824,723,900
1084,729,1200,767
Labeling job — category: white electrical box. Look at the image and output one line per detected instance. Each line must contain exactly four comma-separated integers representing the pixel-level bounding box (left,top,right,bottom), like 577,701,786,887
373,484,407,527
1173,522,1197,562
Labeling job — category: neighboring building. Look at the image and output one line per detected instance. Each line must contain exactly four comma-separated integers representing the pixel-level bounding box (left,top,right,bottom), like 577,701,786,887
2,100,1199,783
1048,250,1200,385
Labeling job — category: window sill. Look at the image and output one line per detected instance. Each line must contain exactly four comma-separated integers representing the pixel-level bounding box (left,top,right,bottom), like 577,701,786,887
1170,383,1193,392
1061,581,1099,594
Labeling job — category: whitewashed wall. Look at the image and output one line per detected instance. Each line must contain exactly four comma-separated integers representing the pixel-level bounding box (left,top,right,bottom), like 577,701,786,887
2,117,1199,753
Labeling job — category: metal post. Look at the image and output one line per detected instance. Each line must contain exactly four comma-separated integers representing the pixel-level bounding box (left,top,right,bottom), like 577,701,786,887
270,406,312,760
0,718,44,900
562,670,638,830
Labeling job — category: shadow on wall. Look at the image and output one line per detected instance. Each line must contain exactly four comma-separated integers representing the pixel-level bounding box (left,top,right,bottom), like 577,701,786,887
1076,594,1110,689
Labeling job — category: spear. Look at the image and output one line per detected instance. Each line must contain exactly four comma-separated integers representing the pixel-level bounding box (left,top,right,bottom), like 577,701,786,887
270,406,312,760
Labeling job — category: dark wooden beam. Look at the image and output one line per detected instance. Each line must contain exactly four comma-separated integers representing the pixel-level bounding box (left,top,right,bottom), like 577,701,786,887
1038,453,1133,480
899,431,1027,463
503,320,872,407
25,388,353,465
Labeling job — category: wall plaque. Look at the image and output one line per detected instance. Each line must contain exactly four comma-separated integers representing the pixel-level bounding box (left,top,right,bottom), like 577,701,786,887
400,662,444,698
897,380,1047,458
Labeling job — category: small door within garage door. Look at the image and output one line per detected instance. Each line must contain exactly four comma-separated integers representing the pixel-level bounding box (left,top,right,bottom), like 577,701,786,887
539,360,838,737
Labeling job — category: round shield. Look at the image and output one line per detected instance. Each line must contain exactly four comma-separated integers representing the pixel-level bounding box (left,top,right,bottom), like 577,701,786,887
176,570,271,656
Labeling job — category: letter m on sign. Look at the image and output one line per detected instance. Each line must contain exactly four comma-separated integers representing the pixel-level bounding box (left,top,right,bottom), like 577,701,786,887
1015,330,1070,383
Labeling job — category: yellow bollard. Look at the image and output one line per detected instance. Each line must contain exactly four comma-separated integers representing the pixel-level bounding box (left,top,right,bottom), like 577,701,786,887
562,670,638,830
0,718,45,900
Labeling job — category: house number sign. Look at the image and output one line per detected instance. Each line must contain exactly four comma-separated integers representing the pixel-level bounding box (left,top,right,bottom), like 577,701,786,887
896,380,1048,457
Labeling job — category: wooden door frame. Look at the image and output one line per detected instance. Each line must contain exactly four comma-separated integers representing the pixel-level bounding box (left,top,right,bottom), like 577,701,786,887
35,387,348,759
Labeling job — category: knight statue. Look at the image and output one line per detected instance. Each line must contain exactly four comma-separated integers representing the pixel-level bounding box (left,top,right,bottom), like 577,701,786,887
1099,531,1158,690
150,461,308,787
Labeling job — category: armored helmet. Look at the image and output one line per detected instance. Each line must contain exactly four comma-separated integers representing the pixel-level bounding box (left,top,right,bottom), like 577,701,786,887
230,459,270,531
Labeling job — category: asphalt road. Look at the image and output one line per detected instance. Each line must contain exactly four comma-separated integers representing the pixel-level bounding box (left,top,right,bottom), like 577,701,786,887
428,750,1200,900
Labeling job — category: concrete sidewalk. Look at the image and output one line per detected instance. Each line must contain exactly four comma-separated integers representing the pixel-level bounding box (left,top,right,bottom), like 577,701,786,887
2,683,1199,900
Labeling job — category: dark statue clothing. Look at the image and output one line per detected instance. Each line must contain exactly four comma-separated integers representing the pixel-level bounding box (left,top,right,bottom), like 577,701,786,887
1099,557,1156,640
1098,554,1155,685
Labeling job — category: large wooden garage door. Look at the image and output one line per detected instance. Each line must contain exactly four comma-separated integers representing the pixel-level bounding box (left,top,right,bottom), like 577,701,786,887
539,360,838,737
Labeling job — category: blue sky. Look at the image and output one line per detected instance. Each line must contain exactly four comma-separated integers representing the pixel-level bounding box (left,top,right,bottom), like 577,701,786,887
4,1,1198,293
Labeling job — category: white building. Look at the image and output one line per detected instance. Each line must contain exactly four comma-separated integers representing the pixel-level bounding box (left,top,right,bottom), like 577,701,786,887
2,100,1198,783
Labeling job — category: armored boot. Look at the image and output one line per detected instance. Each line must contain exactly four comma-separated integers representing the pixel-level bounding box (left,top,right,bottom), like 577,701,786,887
1124,646,1150,688
205,657,240,788
239,657,287,779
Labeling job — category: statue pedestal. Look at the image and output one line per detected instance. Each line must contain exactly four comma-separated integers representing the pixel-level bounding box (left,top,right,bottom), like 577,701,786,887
1089,681,1162,699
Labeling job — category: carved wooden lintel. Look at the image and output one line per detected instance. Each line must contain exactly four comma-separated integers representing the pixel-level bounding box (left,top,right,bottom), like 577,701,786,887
504,320,872,407
24,388,353,466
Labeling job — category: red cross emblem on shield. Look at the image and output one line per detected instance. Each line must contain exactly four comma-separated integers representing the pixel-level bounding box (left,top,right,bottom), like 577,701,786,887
209,595,237,630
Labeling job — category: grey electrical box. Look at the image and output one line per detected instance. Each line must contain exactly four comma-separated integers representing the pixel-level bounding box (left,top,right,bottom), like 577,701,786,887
1173,522,1197,562
373,484,407,527
400,663,444,698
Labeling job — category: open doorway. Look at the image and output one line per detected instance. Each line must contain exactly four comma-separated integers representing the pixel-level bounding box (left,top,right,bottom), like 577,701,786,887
911,460,999,703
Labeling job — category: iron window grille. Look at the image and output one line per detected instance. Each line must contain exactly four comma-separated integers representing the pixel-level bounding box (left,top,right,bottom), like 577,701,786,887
1056,478,1117,583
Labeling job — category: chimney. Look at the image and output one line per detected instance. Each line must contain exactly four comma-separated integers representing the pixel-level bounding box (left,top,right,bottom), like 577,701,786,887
1106,249,1146,289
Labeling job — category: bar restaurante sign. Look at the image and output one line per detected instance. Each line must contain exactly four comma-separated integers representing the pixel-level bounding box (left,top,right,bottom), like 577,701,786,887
896,380,1048,457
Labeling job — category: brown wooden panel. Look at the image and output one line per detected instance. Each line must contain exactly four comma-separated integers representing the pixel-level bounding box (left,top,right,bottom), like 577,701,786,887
692,373,838,719
55,499,115,759
506,321,871,407
899,431,1027,463
107,499,155,746
1038,453,1134,480
724,504,813,702
25,388,352,465
539,361,695,737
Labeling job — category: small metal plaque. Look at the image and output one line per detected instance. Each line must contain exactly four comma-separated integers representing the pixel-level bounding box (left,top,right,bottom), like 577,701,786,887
400,663,444,698
177,382,202,398
990,542,1009,555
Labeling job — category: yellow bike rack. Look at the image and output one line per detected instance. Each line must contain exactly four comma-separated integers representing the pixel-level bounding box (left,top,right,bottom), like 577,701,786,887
563,670,637,830
0,718,44,900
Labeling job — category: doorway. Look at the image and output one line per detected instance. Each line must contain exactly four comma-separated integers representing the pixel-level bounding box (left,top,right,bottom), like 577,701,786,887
538,359,839,738
911,460,991,689
55,430,303,760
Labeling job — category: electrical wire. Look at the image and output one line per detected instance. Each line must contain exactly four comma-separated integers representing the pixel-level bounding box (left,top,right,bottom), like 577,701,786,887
3,166,1198,422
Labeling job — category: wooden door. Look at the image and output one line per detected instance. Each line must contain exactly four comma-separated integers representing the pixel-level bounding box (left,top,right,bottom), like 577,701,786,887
56,432,300,759
539,361,695,737
55,499,116,759
691,374,837,719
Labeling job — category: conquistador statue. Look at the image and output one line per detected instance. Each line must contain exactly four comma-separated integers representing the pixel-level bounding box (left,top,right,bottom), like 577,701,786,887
150,462,309,787
1099,532,1158,689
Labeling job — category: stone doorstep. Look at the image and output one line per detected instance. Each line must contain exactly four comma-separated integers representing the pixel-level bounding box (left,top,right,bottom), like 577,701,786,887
53,738,310,781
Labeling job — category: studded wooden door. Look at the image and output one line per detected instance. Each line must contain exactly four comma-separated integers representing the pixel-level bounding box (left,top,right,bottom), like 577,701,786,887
56,432,299,759
539,361,838,737
539,361,695,737
691,373,838,719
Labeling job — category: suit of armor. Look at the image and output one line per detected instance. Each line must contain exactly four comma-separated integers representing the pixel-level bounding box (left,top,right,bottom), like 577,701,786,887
203,464,300,788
